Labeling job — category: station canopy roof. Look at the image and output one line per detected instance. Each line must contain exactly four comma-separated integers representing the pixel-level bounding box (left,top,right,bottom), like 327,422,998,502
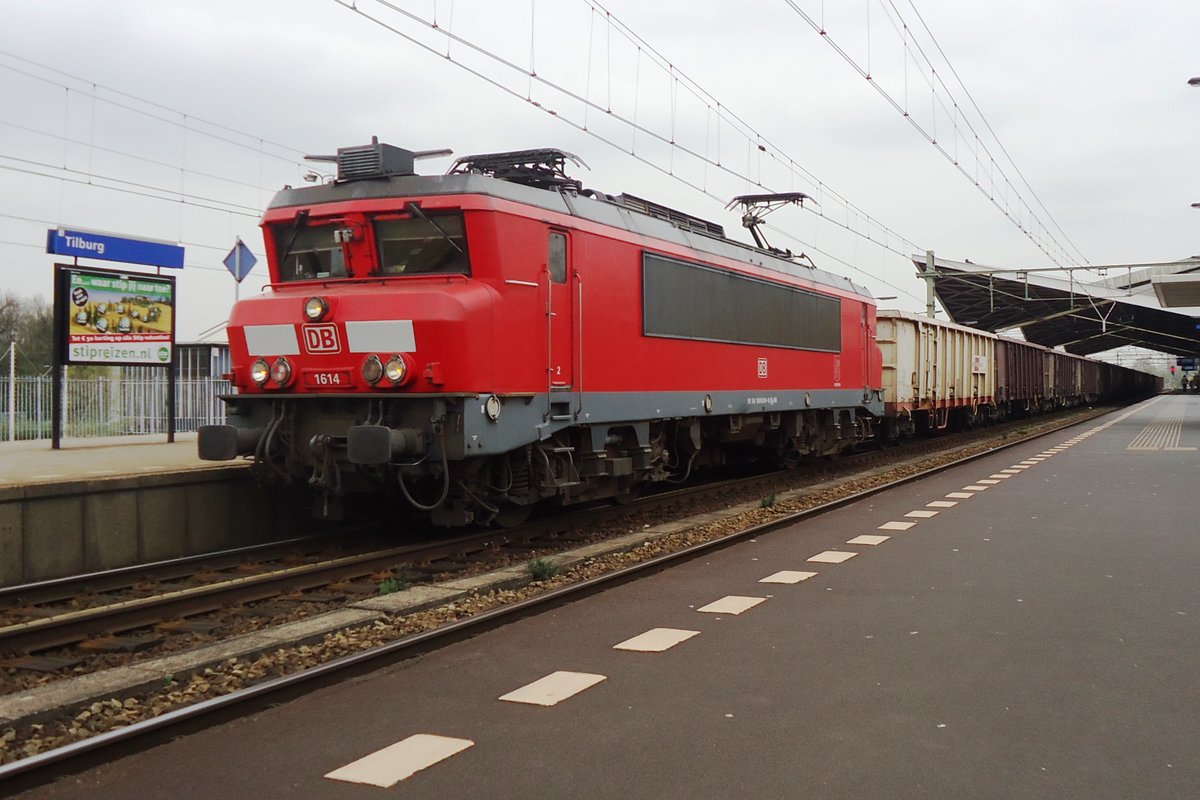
910,255,1200,357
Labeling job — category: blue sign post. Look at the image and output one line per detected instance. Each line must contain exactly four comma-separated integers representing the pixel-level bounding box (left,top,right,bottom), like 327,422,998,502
223,238,257,282
46,228,185,269
223,238,258,301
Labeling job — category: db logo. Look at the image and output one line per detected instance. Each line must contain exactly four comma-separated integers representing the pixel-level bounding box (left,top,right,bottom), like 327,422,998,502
303,324,341,354
757,358,768,379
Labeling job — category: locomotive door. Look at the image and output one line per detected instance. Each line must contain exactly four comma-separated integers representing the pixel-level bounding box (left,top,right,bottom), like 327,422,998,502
860,304,870,392
547,231,574,394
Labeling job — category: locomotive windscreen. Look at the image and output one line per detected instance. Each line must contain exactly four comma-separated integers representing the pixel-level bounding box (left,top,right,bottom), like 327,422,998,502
642,252,842,352
274,223,348,282
271,212,470,281
375,213,470,276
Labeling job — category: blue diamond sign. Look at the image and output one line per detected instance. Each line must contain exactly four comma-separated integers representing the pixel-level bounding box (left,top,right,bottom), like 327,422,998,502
223,238,257,283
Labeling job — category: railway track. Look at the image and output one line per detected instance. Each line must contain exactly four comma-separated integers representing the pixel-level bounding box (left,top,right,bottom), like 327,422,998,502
0,469,784,661
0,410,1092,663
0,404,1119,788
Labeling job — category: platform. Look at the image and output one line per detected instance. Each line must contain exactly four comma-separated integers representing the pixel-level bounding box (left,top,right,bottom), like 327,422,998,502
12,395,1199,799
0,435,304,587
0,434,213,489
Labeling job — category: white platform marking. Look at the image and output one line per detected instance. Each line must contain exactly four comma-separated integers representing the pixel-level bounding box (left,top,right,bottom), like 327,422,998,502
325,734,474,788
999,469,1022,475
807,550,858,564
905,510,939,518
945,492,974,499
976,479,1001,485
926,500,957,508
962,485,989,491
847,534,890,545
499,671,607,706
1008,465,1031,470
614,628,700,652
697,595,767,614
760,570,818,584
1019,460,1040,466
879,520,917,531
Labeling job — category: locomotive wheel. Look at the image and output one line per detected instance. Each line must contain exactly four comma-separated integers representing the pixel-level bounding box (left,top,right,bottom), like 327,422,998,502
777,449,803,470
612,484,644,505
492,502,535,528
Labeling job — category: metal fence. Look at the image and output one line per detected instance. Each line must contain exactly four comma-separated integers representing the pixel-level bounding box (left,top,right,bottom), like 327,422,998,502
0,375,231,441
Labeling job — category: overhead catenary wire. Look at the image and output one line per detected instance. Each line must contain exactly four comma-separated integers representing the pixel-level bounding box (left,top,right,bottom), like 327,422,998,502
898,0,1090,266
0,52,307,166
0,160,264,219
333,0,925,274
781,0,1086,268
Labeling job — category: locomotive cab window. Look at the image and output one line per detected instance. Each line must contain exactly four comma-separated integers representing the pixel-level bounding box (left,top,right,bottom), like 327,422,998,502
374,213,470,276
549,232,567,284
273,223,348,282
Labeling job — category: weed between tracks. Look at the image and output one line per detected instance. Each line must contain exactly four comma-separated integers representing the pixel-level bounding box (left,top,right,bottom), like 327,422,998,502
377,565,414,595
527,557,558,581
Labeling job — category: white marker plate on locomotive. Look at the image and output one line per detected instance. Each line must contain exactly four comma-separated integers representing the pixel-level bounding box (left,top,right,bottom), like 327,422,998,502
304,369,353,389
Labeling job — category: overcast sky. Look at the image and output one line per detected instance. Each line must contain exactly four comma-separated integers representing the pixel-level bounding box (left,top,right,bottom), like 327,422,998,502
1,0,1198,342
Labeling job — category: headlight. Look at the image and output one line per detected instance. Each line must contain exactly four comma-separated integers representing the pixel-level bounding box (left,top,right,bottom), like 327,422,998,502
384,355,409,385
361,354,383,385
303,296,329,322
270,357,293,386
250,358,270,386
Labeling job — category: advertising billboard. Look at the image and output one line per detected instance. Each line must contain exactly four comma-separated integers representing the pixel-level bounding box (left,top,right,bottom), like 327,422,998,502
54,265,177,367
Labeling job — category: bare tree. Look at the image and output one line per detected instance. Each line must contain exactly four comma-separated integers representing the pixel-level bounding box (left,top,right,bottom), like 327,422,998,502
1,292,54,376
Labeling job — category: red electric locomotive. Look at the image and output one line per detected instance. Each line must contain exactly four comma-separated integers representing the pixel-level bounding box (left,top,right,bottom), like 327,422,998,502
199,140,884,524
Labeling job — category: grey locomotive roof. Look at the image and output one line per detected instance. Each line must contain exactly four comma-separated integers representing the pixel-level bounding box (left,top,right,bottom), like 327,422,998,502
268,173,874,299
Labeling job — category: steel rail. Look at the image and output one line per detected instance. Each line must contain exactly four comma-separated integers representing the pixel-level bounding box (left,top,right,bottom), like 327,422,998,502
0,533,341,604
0,408,1108,655
0,403,1124,788
0,531,497,654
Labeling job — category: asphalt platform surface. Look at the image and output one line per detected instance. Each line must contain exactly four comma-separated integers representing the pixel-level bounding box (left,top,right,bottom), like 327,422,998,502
12,395,1199,799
